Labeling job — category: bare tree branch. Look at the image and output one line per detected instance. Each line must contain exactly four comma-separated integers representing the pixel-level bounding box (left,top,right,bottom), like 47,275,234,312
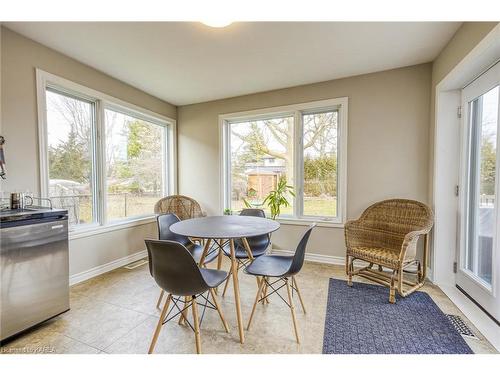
231,130,287,160
265,122,287,147
304,121,327,149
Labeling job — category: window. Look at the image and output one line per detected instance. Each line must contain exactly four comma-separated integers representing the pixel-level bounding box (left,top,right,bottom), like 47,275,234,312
464,85,499,285
37,70,175,230
221,98,347,224
229,115,294,214
46,89,97,226
302,110,338,217
104,108,167,221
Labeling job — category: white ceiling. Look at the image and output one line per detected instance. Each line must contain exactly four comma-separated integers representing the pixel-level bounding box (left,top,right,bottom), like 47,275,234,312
5,22,461,106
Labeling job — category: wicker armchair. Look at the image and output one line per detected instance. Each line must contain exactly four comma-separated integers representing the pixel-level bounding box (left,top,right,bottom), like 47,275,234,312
344,199,434,303
154,195,206,219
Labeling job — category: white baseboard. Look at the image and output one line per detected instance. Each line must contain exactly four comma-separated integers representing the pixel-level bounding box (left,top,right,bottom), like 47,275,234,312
270,249,345,265
69,250,148,286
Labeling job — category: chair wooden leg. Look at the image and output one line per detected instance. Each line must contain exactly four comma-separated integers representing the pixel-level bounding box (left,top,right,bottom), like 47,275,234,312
247,276,265,331
229,239,245,344
156,289,165,310
217,248,223,270
197,239,212,266
389,270,397,304
242,237,267,303
261,280,269,304
417,261,423,283
191,296,202,354
241,237,255,261
212,242,222,295
178,296,189,325
347,257,353,286
148,293,172,354
222,266,233,296
255,276,269,304
285,278,300,344
292,276,306,314
209,288,230,333
398,266,404,295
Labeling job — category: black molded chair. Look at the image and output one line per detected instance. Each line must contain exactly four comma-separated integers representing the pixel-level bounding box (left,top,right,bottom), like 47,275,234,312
244,224,316,343
158,213,219,264
220,208,271,296
155,214,219,309
145,239,229,354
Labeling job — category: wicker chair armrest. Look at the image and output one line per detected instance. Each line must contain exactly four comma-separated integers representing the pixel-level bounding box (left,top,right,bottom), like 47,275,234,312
344,219,365,240
344,220,360,248
399,227,432,262
402,227,431,248
344,219,363,231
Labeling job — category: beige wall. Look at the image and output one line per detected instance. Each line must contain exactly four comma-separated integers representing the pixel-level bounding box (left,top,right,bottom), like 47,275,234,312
0,27,176,277
178,63,432,257
429,22,498,198
69,222,156,277
1,27,176,195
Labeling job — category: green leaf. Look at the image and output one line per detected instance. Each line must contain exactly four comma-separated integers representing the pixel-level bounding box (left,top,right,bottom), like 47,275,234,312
242,198,253,208
261,176,295,220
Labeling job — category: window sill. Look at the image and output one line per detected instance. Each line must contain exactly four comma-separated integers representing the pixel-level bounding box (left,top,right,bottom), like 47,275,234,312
277,217,344,228
69,216,157,240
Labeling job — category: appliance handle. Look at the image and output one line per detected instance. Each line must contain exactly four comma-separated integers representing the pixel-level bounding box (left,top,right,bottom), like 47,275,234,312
28,197,53,209
0,215,68,229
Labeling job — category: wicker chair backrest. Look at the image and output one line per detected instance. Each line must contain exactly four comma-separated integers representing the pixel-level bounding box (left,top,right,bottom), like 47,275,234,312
154,195,204,220
359,199,433,236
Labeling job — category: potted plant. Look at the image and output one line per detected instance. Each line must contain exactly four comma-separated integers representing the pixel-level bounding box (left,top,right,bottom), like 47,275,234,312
223,208,232,215
263,177,295,220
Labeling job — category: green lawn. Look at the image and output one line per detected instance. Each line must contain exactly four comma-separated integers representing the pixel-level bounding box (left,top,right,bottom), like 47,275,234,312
106,195,160,221
56,194,161,225
59,195,337,226
231,197,337,218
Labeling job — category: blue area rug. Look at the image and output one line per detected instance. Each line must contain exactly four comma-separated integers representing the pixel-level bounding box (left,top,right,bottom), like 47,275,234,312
322,278,473,354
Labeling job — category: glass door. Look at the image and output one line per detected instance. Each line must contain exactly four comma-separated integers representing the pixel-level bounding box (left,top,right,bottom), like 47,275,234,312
459,62,500,322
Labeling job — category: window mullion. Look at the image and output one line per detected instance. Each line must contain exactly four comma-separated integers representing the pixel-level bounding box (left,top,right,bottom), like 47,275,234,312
95,101,107,226
161,126,167,196
38,79,50,199
294,110,303,218
225,122,232,212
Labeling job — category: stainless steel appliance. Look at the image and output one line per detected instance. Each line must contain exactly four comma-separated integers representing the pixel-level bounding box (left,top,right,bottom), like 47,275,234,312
9,192,34,210
0,207,69,342
9,193,22,209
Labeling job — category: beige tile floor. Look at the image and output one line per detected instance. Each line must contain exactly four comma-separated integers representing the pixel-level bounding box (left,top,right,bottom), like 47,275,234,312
1,258,497,354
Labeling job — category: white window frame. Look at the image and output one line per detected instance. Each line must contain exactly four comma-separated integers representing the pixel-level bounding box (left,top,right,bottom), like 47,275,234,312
219,97,348,227
36,69,177,235
458,62,500,296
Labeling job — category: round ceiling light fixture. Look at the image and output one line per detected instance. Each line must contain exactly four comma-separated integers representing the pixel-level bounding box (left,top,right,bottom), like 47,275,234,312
201,20,233,28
